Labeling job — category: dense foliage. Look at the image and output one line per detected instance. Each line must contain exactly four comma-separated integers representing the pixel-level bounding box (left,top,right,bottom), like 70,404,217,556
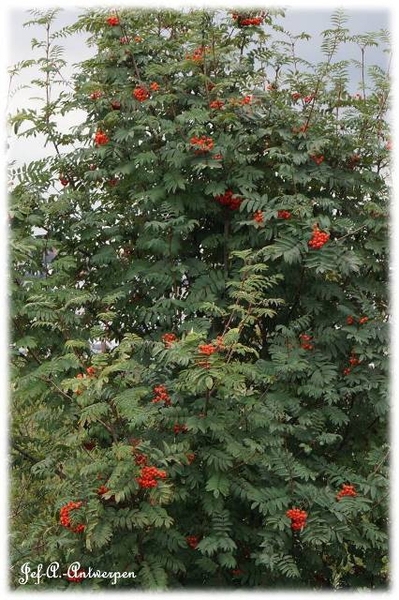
9,8,390,590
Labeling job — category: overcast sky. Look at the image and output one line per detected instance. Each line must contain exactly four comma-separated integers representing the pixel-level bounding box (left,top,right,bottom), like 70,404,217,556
6,6,390,167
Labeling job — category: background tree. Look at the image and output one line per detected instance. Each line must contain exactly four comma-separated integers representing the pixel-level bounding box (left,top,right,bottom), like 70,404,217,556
9,7,390,590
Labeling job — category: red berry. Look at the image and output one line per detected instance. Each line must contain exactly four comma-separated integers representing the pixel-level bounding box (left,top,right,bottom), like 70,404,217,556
359,316,369,325
209,100,224,110
253,210,264,223
111,100,121,110
162,333,177,347
277,210,291,220
346,315,355,325
94,130,109,147
106,15,119,26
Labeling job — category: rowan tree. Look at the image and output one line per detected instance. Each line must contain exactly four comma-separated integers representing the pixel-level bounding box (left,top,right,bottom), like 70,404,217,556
9,8,390,590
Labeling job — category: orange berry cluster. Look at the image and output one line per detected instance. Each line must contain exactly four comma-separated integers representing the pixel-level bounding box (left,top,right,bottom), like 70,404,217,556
190,136,214,154
75,367,96,395
336,484,357,501
136,465,167,489
253,210,264,223
90,89,102,100
150,82,159,92
348,154,360,169
186,46,208,62
173,423,188,435
286,508,308,531
241,95,252,105
292,123,309,134
186,535,199,549
232,14,263,26
162,333,177,347
308,224,330,250
133,86,150,102
60,501,85,533
106,15,119,26
152,384,171,406
94,130,109,147
359,316,368,325
278,210,291,219
198,343,217,356
209,99,224,109
215,189,243,210
310,154,324,165
97,485,109,496
343,353,360,376
300,333,313,351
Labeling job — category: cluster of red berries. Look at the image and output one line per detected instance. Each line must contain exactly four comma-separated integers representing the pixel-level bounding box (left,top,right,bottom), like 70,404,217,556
291,92,301,101
108,177,119,187
336,484,357,501
97,485,109,496
215,189,243,210
173,423,188,435
343,354,360,376
75,367,96,395
94,130,109,147
253,210,264,223
90,90,102,100
133,86,150,102
300,333,313,351
277,210,291,219
359,316,368,325
286,508,308,531
308,224,330,250
186,46,208,62
59,175,69,187
111,100,121,110
231,568,243,577
134,453,148,466
60,501,85,533
232,14,263,26
303,94,314,103
150,82,159,92
198,343,217,356
292,124,309,134
162,333,177,347
348,154,360,169
106,15,119,26
209,99,224,110
310,154,324,165
152,384,171,406
241,95,252,105
119,36,130,44
66,569,86,583
186,535,199,549
136,465,167,489
190,136,214,154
